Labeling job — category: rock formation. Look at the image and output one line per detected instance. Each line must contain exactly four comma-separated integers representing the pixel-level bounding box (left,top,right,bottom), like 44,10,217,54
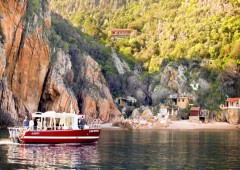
223,109,240,125
40,49,79,113
111,47,130,74
77,54,121,123
0,0,50,125
40,50,121,123
113,106,170,129
0,0,121,125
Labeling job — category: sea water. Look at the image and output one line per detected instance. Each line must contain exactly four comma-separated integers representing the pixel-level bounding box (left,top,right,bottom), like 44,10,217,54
0,128,240,169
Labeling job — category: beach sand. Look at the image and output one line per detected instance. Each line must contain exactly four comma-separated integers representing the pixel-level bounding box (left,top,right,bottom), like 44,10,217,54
162,120,239,130
101,120,240,130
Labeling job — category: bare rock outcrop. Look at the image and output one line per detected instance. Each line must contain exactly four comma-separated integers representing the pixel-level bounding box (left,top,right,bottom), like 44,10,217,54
79,55,121,123
40,49,79,113
224,109,240,125
0,0,50,125
0,0,121,126
111,47,130,74
40,49,121,123
0,44,6,80
141,108,153,120
113,107,170,129
130,109,140,119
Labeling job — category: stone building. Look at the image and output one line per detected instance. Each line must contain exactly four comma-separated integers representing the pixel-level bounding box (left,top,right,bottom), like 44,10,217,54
176,96,190,109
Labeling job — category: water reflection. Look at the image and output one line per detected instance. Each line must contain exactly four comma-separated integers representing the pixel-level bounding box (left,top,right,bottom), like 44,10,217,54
1,128,240,169
6,143,100,169
99,129,240,169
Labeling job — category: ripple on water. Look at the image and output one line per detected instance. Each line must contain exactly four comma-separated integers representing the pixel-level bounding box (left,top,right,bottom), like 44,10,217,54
0,128,240,169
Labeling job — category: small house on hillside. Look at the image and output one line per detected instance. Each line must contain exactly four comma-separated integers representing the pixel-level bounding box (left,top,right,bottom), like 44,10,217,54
158,104,178,120
226,98,240,108
177,96,190,109
168,94,190,109
169,94,178,105
116,96,137,107
189,107,201,122
111,29,133,38
158,104,168,118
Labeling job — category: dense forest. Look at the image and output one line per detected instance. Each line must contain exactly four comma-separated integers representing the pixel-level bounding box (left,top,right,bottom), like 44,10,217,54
50,0,240,71
48,0,240,115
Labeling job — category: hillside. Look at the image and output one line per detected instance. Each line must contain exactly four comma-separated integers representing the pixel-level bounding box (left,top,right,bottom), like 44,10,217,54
0,0,239,125
50,0,240,71
0,0,120,126
49,0,240,112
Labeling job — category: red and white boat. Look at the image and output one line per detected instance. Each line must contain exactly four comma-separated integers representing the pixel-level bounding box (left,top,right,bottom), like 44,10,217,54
8,111,101,144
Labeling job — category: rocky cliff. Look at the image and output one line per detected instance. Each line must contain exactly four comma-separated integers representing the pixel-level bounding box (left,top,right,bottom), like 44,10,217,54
0,0,50,125
0,0,120,126
80,54,121,122
40,49,121,123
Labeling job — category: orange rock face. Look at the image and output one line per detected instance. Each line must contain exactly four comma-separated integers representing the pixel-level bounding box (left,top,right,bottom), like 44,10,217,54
0,1,26,60
0,0,50,123
11,31,49,112
40,50,121,123
80,55,121,123
0,0,120,125
0,44,6,80
1,1,50,112
40,49,79,113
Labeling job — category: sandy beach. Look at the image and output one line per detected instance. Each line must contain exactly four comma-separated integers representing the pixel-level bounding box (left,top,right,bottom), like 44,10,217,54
164,120,239,130
102,120,240,130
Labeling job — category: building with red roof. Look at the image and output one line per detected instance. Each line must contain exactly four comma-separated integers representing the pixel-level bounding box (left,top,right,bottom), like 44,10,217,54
189,107,201,116
226,98,240,108
111,29,133,38
189,107,201,122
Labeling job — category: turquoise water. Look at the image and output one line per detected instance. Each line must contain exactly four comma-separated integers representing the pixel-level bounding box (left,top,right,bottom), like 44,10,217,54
0,128,240,169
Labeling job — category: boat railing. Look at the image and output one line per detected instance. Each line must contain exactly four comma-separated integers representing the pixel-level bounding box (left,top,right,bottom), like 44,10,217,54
7,127,27,143
89,119,101,129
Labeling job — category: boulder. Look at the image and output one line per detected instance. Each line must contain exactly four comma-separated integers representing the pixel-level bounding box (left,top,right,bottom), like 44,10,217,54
130,109,140,119
224,109,240,125
141,108,153,120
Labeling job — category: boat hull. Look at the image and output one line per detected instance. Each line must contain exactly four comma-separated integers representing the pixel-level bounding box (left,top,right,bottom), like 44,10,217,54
19,129,101,144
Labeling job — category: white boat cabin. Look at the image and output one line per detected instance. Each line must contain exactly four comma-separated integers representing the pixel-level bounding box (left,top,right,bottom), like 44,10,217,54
31,111,86,130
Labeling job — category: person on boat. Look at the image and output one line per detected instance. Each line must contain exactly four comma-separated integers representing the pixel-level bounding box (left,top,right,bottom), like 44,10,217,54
37,119,41,130
79,116,87,130
29,118,34,130
23,116,29,128
34,118,38,130
78,119,81,129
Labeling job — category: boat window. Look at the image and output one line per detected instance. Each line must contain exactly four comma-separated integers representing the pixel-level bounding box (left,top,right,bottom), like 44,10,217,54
59,117,73,129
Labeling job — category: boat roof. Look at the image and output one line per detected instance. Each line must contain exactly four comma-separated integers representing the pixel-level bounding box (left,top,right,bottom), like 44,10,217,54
32,111,81,119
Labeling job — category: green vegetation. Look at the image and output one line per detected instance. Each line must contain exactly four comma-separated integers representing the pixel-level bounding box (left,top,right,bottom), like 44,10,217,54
50,14,118,77
50,0,240,73
49,0,240,107
198,80,225,111
24,0,50,40
25,0,42,21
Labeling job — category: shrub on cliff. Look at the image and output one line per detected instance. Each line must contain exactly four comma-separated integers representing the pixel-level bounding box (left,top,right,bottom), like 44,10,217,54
50,13,118,78
26,0,42,21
